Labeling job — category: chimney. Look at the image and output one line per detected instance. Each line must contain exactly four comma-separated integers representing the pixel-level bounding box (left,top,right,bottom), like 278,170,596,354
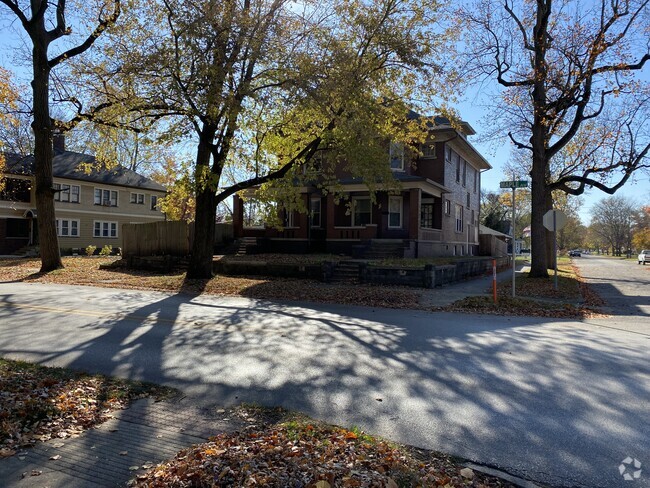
53,132,65,152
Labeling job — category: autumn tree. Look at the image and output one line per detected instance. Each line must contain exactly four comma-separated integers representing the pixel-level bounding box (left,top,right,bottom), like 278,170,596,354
75,0,446,278
589,195,636,255
460,0,650,277
0,0,121,272
631,205,650,250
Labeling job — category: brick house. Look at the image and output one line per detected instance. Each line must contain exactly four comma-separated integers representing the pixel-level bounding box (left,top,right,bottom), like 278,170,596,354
0,136,166,255
233,116,491,257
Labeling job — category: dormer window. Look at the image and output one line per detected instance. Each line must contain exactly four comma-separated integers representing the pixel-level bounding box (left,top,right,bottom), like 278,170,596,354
389,142,404,171
421,143,436,158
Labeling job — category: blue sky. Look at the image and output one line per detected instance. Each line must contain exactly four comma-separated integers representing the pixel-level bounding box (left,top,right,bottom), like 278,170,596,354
1,11,648,225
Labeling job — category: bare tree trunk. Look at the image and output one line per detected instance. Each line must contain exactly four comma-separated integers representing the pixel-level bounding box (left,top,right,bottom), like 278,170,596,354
32,30,62,272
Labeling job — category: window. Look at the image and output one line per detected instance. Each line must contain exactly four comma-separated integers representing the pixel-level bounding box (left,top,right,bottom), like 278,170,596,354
467,192,471,207
420,203,433,228
352,197,371,226
6,218,29,238
421,143,436,158
310,198,321,228
389,142,404,171
54,184,80,203
388,196,402,228
455,204,463,233
471,209,475,226
453,152,461,182
444,199,451,215
150,195,158,210
243,200,265,228
283,209,294,228
462,160,467,187
445,145,452,163
0,178,31,202
474,169,478,193
94,220,118,238
130,193,145,204
94,188,118,206
55,219,79,237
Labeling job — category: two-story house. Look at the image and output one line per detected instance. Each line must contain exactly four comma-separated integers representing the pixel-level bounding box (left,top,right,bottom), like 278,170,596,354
232,115,491,258
0,136,166,255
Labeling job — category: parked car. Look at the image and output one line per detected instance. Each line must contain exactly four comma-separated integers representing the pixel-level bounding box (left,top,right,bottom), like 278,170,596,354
638,250,648,265
569,250,581,257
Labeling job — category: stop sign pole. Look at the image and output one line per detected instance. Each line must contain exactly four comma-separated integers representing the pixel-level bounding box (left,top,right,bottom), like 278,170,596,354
500,179,528,298
543,209,568,291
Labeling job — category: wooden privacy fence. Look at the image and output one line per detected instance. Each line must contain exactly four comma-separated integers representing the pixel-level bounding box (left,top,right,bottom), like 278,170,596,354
122,221,190,257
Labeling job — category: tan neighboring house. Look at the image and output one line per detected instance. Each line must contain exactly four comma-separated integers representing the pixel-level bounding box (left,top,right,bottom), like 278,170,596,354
0,137,166,255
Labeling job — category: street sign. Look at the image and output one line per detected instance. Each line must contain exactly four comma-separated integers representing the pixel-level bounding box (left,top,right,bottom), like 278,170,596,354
543,209,567,231
500,180,529,189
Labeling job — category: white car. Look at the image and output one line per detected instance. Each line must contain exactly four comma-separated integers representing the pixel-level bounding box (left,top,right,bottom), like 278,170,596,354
639,250,648,265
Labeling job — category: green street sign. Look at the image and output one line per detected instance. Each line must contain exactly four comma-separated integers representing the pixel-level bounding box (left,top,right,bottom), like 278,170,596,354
500,180,529,188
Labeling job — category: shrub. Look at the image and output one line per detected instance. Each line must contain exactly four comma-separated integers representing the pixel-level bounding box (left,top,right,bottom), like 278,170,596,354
99,245,113,256
85,245,97,256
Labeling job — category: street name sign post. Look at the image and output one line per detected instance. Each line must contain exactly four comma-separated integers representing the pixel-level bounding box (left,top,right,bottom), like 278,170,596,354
543,209,568,290
500,179,529,297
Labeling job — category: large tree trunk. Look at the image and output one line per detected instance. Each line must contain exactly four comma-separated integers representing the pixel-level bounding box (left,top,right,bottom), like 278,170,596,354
32,33,63,272
187,131,218,279
544,188,555,269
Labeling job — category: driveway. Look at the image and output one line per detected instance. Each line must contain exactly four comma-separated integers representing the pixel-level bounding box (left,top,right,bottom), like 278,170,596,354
0,281,648,488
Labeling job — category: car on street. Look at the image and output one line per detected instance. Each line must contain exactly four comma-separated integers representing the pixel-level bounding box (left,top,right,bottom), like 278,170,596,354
569,250,581,257
638,250,648,264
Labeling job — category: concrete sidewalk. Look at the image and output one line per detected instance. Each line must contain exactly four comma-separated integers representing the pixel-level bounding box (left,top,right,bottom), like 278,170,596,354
418,262,527,308
0,398,246,488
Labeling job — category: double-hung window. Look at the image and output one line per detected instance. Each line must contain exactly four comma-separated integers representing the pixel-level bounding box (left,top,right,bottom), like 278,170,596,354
453,152,461,182
352,197,371,226
420,203,434,228
421,143,436,158
94,221,118,238
151,195,158,210
55,219,79,237
130,193,145,204
389,142,404,171
310,198,321,228
94,188,118,206
455,204,463,233
54,184,80,203
388,196,402,228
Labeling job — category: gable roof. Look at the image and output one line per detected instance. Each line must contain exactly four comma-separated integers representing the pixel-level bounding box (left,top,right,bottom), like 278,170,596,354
3,149,166,192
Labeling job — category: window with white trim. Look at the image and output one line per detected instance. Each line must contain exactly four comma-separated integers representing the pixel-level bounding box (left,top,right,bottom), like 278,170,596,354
310,198,321,228
94,188,118,206
93,220,118,238
283,208,295,228
130,192,145,204
352,197,371,226
444,199,451,215
55,219,79,237
389,142,404,171
455,204,463,232
445,145,452,163
54,184,80,203
388,196,402,228
150,195,159,211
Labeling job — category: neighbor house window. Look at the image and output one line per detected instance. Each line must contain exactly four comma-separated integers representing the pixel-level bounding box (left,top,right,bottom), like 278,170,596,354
462,160,467,186
352,197,371,226
421,143,436,158
455,204,463,232
467,192,471,207
150,195,158,210
420,203,434,228
55,219,79,237
130,192,145,204
94,220,118,238
389,142,404,171
0,178,31,202
283,208,294,228
453,152,461,182
94,188,118,206
55,184,80,203
388,196,402,228
310,198,321,228
445,199,451,215
243,199,265,228
474,169,478,193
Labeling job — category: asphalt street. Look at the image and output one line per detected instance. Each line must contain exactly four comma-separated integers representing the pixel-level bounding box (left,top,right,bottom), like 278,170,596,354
0,256,648,487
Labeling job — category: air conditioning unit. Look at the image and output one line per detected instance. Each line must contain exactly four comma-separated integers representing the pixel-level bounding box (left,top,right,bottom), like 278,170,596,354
102,200,112,206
